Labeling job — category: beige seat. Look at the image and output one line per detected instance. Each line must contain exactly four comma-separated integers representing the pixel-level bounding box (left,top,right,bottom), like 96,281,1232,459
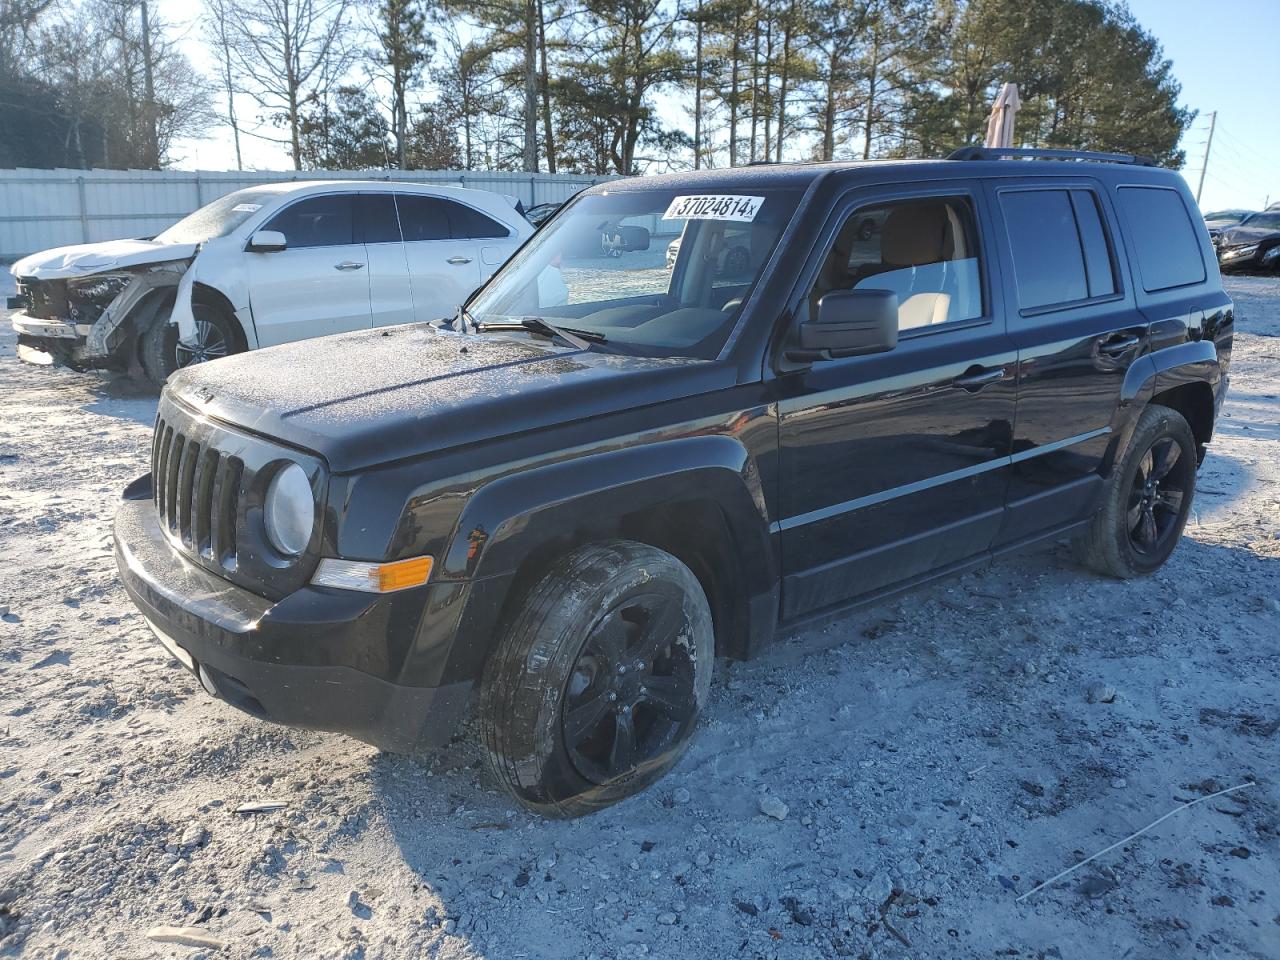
876,204,956,329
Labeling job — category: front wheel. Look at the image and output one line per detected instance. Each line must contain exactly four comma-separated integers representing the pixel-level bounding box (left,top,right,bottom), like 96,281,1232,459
479,541,714,817
1076,404,1197,578
138,302,239,388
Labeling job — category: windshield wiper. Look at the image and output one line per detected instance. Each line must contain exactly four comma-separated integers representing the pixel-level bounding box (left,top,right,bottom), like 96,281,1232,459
442,304,478,333
474,317,606,350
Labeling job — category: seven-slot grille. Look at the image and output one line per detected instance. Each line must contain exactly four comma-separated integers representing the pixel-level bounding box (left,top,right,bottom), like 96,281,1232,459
152,414,243,570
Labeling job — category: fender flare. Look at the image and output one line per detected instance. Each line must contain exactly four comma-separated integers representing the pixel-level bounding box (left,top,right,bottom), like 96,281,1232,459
1107,341,1220,471
444,434,773,583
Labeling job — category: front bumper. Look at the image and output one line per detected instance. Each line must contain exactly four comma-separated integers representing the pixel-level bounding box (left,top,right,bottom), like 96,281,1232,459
10,311,91,341
113,497,471,752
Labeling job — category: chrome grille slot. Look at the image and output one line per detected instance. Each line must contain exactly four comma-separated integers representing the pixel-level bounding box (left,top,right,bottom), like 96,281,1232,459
193,447,219,558
177,440,200,546
209,455,243,567
164,433,184,534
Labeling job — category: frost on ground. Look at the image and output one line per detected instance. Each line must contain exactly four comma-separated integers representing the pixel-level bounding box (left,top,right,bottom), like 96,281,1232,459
1,276,1278,960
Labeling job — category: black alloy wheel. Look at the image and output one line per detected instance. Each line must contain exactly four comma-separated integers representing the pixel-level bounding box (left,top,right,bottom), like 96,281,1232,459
479,541,714,817
1126,435,1192,557
562,592,701,785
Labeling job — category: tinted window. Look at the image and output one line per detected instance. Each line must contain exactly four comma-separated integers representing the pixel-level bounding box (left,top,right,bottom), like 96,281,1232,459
809,197,984,331
1116,186,1206,292
263,194,354,248
358,194,401,244
445,200,510,239
1070,190,1116,299
1001,189,1088,309
395,194,450,242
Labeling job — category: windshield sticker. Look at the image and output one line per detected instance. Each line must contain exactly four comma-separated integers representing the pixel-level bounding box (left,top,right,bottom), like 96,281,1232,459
663,195,764,222
231,203,262,213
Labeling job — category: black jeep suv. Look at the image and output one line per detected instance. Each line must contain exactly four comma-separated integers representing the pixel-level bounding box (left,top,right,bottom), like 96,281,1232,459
114,148,1232,816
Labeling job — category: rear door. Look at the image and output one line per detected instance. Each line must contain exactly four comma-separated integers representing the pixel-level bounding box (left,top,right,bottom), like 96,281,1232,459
983,178,1146,546
394,194,484,323
246,193,372,347
774,183,1017,619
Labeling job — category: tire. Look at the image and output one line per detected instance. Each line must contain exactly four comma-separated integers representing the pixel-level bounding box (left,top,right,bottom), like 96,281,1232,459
138,301,238,388
1076,404,1197,578
479,541,715,817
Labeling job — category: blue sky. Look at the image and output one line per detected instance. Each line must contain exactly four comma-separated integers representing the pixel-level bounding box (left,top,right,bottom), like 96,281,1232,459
166,0,1279,213
1125,0,1278,212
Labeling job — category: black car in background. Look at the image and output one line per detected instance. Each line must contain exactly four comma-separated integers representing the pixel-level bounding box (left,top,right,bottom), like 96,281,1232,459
1203,208,1255,241
1216,209,1280,272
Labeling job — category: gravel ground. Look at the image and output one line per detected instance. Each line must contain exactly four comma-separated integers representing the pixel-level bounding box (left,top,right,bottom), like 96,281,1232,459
1,275,1278,960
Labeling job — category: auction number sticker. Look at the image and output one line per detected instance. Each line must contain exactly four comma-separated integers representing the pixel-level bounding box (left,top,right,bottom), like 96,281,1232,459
232,203,262,213
663,195,764,222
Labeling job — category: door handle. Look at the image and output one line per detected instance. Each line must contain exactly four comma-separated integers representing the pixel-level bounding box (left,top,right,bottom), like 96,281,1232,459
1097,334,1140,356
447,256,473,265
334,261,365,271
952,366,1006,391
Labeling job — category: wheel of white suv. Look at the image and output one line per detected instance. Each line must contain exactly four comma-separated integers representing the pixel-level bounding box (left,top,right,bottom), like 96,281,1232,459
1076,404,1197,578
479,541,714,817
139,302,238,388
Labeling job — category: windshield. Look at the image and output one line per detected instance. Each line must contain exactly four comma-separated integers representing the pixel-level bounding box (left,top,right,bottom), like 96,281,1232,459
466,186,803,359
1239,212,1280,229
155,189,279,244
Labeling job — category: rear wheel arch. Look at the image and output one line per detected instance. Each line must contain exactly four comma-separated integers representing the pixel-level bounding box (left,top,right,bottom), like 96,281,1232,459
1149,381,1215,458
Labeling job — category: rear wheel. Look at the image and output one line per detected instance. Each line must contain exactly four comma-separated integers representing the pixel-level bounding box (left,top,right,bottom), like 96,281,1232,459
479,541,714,817
1076,404,1197,578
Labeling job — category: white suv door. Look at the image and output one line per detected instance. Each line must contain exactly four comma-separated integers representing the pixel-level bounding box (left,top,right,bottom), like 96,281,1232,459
393,194,511,323
246,193,373,346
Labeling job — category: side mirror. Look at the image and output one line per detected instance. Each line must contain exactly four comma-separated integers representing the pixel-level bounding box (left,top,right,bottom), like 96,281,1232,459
247,229,287,253
793,289,898,361
616,225,650,251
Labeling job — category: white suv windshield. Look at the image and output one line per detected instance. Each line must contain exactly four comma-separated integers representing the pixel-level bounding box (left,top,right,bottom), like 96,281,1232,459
466,187,802,359
155,189,279,244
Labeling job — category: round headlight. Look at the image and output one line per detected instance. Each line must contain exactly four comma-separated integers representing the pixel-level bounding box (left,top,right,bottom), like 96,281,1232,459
264,463,314,556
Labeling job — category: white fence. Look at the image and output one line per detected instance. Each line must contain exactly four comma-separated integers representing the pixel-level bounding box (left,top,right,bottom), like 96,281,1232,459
0,168,618,260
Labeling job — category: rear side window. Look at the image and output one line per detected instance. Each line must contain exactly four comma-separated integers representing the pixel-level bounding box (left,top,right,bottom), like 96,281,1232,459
263,195,354,249
445,200,510,239
395,195,450,242
1000,188,1119,311
1116,186,1206,292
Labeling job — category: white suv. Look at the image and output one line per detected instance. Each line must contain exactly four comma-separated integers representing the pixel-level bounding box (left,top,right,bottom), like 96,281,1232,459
8,181,533,384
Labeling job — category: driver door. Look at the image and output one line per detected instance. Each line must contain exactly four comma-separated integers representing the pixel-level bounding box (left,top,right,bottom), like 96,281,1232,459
246,193,372,347
774,185,1017,618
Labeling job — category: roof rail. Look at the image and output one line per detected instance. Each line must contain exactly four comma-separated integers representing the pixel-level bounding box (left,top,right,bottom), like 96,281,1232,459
947,146,1158,167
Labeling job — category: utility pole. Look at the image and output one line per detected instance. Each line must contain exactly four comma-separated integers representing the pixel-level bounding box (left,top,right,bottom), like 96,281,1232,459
1195,110,1216,204
136,0,159,169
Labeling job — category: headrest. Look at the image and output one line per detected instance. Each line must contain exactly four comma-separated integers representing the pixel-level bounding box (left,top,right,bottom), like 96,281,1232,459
881,204,954,267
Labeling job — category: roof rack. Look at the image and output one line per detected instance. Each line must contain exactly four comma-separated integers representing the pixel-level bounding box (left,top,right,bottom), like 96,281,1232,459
947,146,1158,166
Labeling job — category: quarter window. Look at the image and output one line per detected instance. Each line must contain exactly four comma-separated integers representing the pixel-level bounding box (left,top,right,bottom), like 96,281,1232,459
1116,186,1206,292
808,197,984,331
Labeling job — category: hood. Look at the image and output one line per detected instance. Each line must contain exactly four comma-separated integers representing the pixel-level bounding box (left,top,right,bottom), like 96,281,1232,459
168,323,730,473
1218,224,1280,247
11,238,199,280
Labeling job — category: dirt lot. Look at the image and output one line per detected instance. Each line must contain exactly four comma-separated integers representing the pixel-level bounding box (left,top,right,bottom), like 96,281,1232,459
1,276,1278,960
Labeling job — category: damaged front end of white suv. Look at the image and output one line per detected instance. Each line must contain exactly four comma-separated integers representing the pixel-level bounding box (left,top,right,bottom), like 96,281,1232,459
9,239,198,385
